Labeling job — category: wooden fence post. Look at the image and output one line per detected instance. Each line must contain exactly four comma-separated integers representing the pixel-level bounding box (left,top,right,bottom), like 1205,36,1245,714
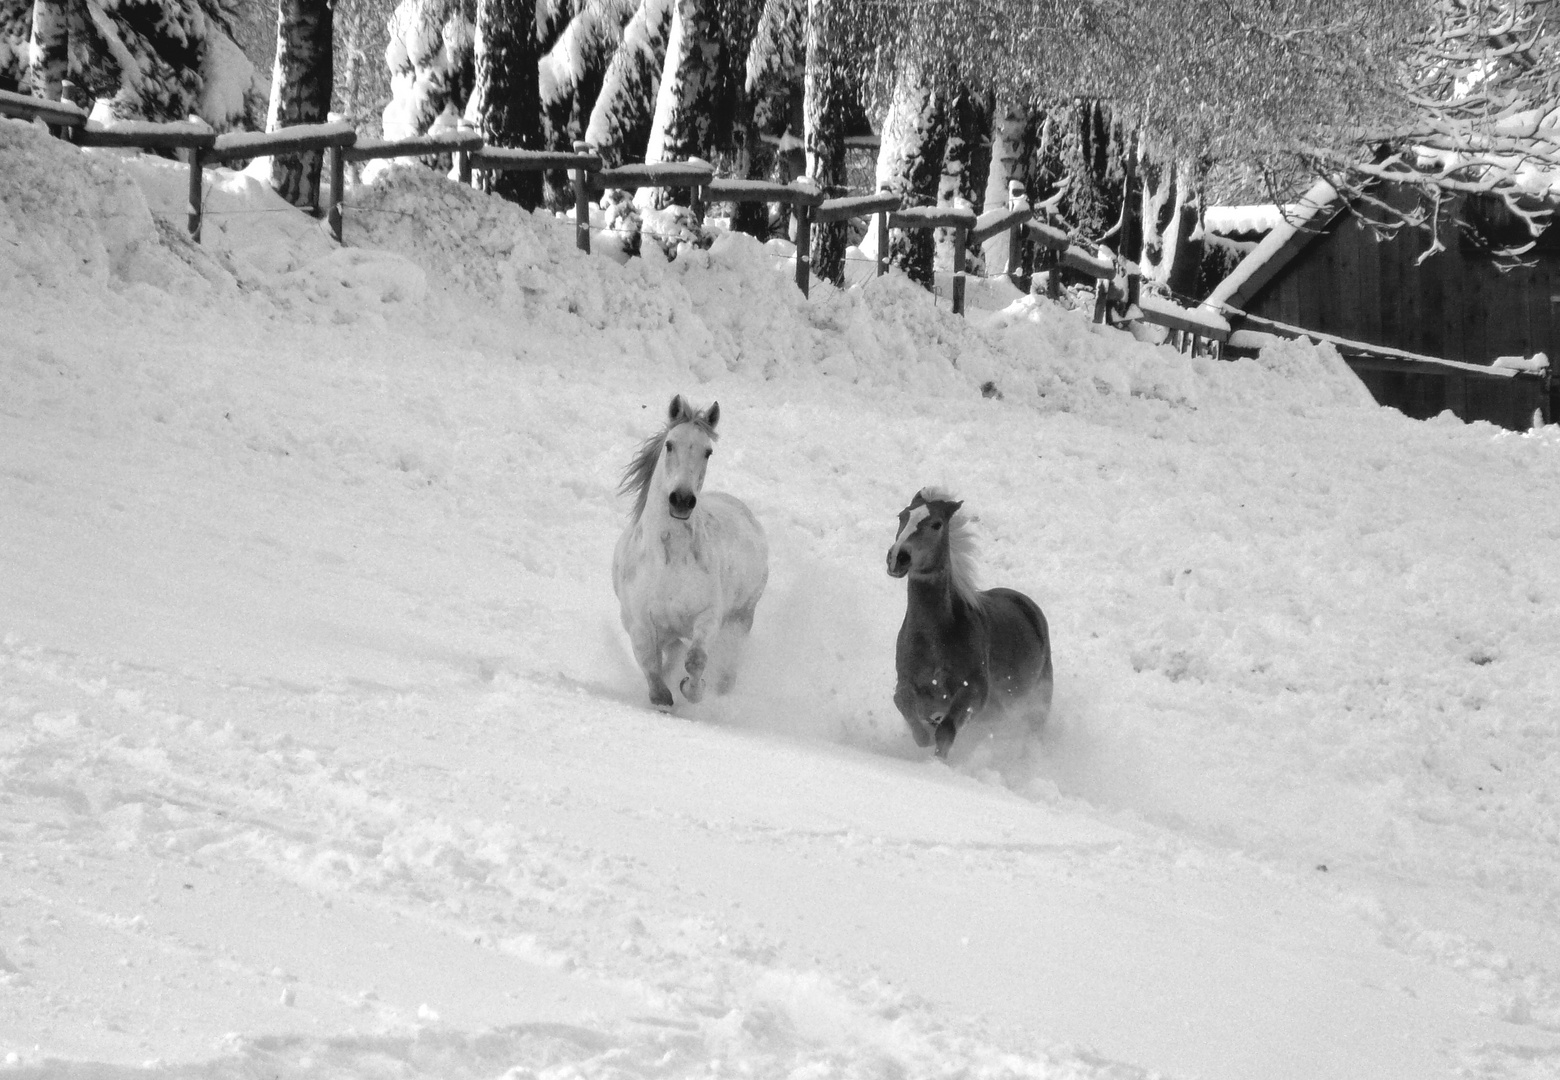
875,210,888,278
952,227,967,316
327,142,345,243
186,145,203,242
572,140,592,253
1005,182,1026,283
456,147,472,186
794,202,811,296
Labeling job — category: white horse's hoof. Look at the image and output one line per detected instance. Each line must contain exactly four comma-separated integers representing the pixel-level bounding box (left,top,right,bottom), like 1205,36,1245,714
679,676,704,703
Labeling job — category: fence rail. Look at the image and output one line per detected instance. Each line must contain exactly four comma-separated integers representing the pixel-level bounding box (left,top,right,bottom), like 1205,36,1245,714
10,85,1545,407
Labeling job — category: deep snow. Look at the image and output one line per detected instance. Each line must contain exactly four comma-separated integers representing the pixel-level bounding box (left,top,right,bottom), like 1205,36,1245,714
3,115,1560,1079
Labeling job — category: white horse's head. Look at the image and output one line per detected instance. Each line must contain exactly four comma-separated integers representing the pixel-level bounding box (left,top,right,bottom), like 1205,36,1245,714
620,395,722,523
658,395,719,519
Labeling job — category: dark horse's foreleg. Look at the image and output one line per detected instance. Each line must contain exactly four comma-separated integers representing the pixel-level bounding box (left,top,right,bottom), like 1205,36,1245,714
895,680,984,758
933,683,984,759
893,682,935,748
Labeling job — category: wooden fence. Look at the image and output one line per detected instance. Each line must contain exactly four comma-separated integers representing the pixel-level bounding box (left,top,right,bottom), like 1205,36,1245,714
1,85,1550,427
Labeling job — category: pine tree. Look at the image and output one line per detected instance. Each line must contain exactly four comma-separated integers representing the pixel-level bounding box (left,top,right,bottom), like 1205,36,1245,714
936,85,989,273
583,0,672,166
876,66,947,287
381,0,476,139
643,0,722,166
469,0,545,206
26,0,68,99
802,0,850,282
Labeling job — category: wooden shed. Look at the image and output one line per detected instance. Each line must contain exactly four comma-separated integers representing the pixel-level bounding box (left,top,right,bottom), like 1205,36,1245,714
1204,180,1554,430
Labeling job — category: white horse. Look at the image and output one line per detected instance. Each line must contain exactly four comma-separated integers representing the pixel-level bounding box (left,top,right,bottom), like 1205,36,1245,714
613,395,769,709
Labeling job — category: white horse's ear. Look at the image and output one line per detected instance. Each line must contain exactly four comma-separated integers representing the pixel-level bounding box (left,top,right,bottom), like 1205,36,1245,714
702,402,720,429
669,395,692,423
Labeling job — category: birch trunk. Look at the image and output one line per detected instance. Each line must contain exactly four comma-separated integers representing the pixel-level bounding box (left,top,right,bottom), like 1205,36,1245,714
980,102,1033,272
875,66,947,287
470,0,544,207
268,0,334,209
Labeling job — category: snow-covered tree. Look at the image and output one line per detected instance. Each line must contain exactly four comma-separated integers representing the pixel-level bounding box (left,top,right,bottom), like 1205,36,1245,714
802,0,851,280
26,0,67,98
468,0,545,206
538,0,633,150
1302,0,1560,258
936,85,989,272
381,0,475,139
642,0,721,165
875,65,947,286
583,0,671,166
744,0,800,138
1,0,261,126
268,0,333,207
1137,140,1203,296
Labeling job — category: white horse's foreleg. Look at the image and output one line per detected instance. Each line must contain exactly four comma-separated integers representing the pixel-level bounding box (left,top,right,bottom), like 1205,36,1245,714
679,642,707,703
628,622,675,710
679,613,722,704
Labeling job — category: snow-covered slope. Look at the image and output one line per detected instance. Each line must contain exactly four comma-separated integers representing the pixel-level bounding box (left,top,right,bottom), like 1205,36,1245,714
4,117,1560,1079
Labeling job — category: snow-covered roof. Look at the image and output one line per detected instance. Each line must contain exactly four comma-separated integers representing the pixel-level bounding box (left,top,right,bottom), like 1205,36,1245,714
1203,204,1293,236
1201,178,1344,314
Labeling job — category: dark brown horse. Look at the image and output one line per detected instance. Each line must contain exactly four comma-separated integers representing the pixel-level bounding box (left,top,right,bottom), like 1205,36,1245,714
886,488,1053,758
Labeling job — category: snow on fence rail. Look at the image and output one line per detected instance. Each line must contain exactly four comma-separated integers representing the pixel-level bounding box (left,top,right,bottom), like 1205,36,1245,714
0,89,1258,344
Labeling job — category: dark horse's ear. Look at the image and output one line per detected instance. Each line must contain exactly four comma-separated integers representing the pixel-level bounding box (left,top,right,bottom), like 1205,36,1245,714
668,394,693,423
702,402,720,430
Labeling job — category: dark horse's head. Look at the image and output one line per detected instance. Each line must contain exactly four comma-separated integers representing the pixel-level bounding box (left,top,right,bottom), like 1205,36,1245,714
887,489,964,578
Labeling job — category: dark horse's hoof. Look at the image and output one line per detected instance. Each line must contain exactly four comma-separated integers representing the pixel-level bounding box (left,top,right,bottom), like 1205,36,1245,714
933,719,958,758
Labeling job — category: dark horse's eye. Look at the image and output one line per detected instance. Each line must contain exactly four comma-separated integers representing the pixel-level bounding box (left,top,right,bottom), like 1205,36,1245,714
930,519,943,530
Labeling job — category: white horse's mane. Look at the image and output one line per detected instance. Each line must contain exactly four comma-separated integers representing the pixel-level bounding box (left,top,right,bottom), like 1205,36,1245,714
917,486,981,606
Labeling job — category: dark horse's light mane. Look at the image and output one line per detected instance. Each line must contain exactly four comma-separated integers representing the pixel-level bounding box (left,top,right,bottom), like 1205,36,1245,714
917,485,981,607
619,415,719,523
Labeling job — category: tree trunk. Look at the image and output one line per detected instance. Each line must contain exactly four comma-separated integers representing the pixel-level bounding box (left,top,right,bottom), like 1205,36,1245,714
1138,146,1202,297
937,86,990,274
875,66,947,288
584,0,673,167
470,0,544,206
979,101,1033,273
27,0,69,99
802,0,848,284
268,0,334,209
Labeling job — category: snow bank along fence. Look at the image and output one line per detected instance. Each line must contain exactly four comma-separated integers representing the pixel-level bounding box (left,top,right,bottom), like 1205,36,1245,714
5,87,1546,424
1,89,1198,326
